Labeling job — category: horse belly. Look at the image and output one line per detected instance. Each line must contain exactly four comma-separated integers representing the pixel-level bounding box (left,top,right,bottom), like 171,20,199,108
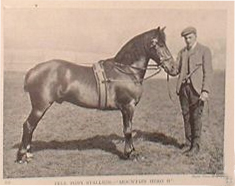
64,80,99,109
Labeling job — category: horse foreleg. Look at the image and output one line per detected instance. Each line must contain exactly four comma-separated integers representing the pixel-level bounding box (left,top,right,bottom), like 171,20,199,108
16,104,52,163
121,101,135,158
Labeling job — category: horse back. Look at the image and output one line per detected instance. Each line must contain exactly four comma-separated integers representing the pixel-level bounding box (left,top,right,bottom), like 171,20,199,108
24,59,99,107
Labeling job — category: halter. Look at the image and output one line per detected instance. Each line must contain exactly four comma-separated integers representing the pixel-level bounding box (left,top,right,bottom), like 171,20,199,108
153,41,174,73
100,36,174,83
112,47,173,83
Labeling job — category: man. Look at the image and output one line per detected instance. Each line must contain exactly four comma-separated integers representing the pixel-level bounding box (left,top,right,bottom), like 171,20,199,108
175,26,213,156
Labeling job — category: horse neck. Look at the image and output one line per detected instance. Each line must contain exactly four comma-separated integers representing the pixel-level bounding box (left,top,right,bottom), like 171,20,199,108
114,38,151,80
131,56,150,81
115,54,150,82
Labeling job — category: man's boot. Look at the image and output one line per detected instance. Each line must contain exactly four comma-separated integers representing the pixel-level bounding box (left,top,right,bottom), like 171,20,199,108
181,139,191,152
184,141,200,157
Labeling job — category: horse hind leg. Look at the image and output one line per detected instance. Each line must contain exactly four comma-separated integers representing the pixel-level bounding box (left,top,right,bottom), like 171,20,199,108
16,96,53,163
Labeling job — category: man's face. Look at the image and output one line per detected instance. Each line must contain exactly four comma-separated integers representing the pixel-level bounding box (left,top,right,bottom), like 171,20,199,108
184,33,197,49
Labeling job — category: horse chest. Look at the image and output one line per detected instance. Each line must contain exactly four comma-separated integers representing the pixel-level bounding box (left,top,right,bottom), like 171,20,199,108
111,82,143,107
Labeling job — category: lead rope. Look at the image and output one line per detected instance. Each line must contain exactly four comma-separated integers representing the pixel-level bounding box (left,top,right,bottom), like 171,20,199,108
205,99,210,125
166,74,175,103
142,67,162,81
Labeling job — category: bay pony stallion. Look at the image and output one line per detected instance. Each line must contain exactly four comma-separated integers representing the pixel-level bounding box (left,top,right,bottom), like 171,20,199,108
16,27,177,163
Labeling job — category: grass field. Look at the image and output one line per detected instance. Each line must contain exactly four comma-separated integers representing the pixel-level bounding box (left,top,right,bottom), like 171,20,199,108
3,70,225,178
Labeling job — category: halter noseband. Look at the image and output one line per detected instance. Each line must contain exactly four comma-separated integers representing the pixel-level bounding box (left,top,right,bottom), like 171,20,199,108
154,41,174,73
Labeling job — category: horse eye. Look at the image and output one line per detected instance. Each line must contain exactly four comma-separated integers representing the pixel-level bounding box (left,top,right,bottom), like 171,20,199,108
152,38,158,44
150,38,158,48
158,42,165,47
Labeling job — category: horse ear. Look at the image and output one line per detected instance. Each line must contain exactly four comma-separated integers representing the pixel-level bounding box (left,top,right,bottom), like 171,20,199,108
161,26,166,32
157,26,160,31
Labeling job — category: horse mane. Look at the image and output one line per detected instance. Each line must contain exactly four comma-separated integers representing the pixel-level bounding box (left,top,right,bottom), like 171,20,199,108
114,28,165,65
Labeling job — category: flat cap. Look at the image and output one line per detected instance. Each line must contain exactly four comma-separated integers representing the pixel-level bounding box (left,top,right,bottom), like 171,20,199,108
181,26,197,37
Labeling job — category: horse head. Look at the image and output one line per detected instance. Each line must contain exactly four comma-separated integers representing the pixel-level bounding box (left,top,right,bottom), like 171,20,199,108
147,26,178,76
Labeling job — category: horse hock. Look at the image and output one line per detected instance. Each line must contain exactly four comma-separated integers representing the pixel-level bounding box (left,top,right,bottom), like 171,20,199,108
16,107,49,163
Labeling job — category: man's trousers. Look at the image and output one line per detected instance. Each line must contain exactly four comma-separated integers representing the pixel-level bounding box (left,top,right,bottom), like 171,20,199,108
179,82,204,147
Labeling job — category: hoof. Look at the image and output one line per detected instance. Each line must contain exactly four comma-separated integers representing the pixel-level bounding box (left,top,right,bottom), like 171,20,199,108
16,151,32,164
123,150,146,162
129,151,146,162
16,153,28,164
183,144,200,157
123,152,131,159
17,159,28,164
26,152,34,159
124,147,135,159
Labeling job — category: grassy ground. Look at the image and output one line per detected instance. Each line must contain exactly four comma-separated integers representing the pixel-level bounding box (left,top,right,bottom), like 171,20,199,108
3,70,225,178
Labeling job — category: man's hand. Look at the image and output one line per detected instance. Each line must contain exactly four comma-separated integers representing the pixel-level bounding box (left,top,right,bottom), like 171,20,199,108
200,91,209,102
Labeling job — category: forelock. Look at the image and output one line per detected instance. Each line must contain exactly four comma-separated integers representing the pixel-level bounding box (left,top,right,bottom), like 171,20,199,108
158,29,166,42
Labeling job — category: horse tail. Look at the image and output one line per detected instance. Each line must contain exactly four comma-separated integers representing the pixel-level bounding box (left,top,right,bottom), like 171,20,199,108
23,68,32,92
23,64,39,92
23,60,59,93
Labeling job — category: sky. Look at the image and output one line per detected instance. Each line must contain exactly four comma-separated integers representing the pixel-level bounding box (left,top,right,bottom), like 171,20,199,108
3,1,228,71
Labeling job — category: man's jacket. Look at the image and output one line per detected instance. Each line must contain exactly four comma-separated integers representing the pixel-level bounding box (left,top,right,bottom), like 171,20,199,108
176,43,213,95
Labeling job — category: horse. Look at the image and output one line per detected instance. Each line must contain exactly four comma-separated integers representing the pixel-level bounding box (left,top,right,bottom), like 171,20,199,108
16,27,177,163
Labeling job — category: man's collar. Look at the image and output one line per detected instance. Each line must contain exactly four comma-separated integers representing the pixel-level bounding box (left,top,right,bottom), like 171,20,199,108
187,41,197,51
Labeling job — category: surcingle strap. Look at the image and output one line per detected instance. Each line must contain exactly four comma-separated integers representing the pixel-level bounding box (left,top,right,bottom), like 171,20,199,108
93,61,108,109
